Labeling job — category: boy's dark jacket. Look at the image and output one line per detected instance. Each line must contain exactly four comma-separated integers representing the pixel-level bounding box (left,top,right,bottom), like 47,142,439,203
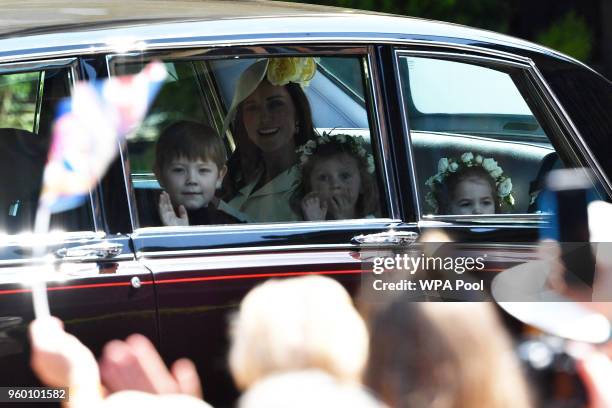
146,201,241,227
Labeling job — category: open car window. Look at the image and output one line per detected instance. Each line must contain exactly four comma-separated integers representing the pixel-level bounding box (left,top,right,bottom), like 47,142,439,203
0,63,95,237
117,53,388,228
397,54,605,217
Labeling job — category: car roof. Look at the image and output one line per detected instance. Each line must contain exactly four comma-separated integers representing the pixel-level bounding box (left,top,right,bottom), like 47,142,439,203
0,0,577,65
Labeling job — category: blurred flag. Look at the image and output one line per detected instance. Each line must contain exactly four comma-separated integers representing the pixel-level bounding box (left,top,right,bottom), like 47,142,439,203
39,61,167,213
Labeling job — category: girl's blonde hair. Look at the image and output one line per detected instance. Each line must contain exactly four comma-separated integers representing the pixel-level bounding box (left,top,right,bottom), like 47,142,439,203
229,276,369,390
366,302,532,408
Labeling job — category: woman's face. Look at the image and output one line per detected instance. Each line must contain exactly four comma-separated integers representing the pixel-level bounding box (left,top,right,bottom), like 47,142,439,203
449,177,495,215
240,80,297,153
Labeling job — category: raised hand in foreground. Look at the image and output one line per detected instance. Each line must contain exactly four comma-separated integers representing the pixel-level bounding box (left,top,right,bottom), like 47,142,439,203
100,333,202,398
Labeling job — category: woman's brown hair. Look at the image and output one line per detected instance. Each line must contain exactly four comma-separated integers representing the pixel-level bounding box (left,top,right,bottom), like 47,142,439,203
366,301,532,408
222,81,314,200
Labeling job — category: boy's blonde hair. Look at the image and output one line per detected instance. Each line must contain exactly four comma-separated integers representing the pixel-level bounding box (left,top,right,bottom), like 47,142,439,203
153,121,226,175
229,276,368,390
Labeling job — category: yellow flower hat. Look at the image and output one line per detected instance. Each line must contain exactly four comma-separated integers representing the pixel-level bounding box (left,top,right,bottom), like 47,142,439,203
221,57,318,137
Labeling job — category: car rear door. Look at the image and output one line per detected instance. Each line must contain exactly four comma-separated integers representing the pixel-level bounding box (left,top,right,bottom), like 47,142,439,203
0,57,157,387
388,43,611,281
108,44,416,407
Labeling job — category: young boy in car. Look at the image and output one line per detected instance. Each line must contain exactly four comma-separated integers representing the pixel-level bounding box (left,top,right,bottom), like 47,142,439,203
153,120,241,226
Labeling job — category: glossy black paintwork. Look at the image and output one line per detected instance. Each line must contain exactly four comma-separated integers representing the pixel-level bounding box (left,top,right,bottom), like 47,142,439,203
536,58,612,178
0,3,610,408
151,256,364,405
132,221,406,252
0,254,157,391
0,1,591,72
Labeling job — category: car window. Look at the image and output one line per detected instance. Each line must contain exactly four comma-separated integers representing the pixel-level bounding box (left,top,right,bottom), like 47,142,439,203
0,64,94,235
407,58,533,116
311,57,365,106
398,54,571,216
117,53,387,228
0,71,42,132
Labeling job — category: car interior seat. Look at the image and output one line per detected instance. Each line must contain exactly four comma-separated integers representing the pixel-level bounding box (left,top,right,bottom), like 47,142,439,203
0,128,47,234
0,127,94,235
411,132,556,214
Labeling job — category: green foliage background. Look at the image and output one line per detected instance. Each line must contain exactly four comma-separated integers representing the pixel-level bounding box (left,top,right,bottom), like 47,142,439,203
0,72,39,131
296,0,594,63
536,11,592,61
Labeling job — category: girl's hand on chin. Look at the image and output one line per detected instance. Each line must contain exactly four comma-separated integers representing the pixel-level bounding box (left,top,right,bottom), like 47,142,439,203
301,191,327,221
329,195,354,220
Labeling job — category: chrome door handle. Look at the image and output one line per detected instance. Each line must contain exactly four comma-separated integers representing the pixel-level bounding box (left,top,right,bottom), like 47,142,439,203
55,242,123,259
351,231,419,246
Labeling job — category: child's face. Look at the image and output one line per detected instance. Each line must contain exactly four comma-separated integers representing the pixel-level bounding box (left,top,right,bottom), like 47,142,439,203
158,156,226,210
309,154,361,215
449,177,495,215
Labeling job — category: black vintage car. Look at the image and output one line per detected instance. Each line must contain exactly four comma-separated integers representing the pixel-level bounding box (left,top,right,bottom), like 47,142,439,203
0,1,610,406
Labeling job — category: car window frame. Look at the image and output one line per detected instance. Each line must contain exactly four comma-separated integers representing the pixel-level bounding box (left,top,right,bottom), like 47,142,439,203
392,47,612,224
0,57,109,262
106,44,402,238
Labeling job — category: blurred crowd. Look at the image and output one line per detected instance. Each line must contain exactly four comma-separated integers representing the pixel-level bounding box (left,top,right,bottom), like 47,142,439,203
29,241,611,408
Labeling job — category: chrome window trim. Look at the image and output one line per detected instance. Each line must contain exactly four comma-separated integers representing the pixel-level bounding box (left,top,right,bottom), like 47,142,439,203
106,45,400,229
0,230,106,244
194,61,233,146
65,59,105,233
103,41,140,232
0,253,133,268
421,213,550,225
366,47,400,219
133,217,404,236
33,71,45,134
135,227,538,260
0,36,551,69
137,243,358,259
395,50,532,68
140,249,361,273
392,48,610,226
132,218,412,256
392,50,422,221
134,220,418,258
0,230,109,266
116,138,137,232
0,57,78,74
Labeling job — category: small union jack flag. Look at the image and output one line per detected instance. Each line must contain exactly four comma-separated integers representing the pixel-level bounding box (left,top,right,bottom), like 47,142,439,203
39,61,167,213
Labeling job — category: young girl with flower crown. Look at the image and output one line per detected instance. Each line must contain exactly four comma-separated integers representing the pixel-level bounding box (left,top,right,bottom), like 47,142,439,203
425,152,515,215
292,133,379,221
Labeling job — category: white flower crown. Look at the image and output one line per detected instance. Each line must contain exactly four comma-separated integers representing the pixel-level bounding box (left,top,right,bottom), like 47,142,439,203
425,152,515,213
296,132,375,174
